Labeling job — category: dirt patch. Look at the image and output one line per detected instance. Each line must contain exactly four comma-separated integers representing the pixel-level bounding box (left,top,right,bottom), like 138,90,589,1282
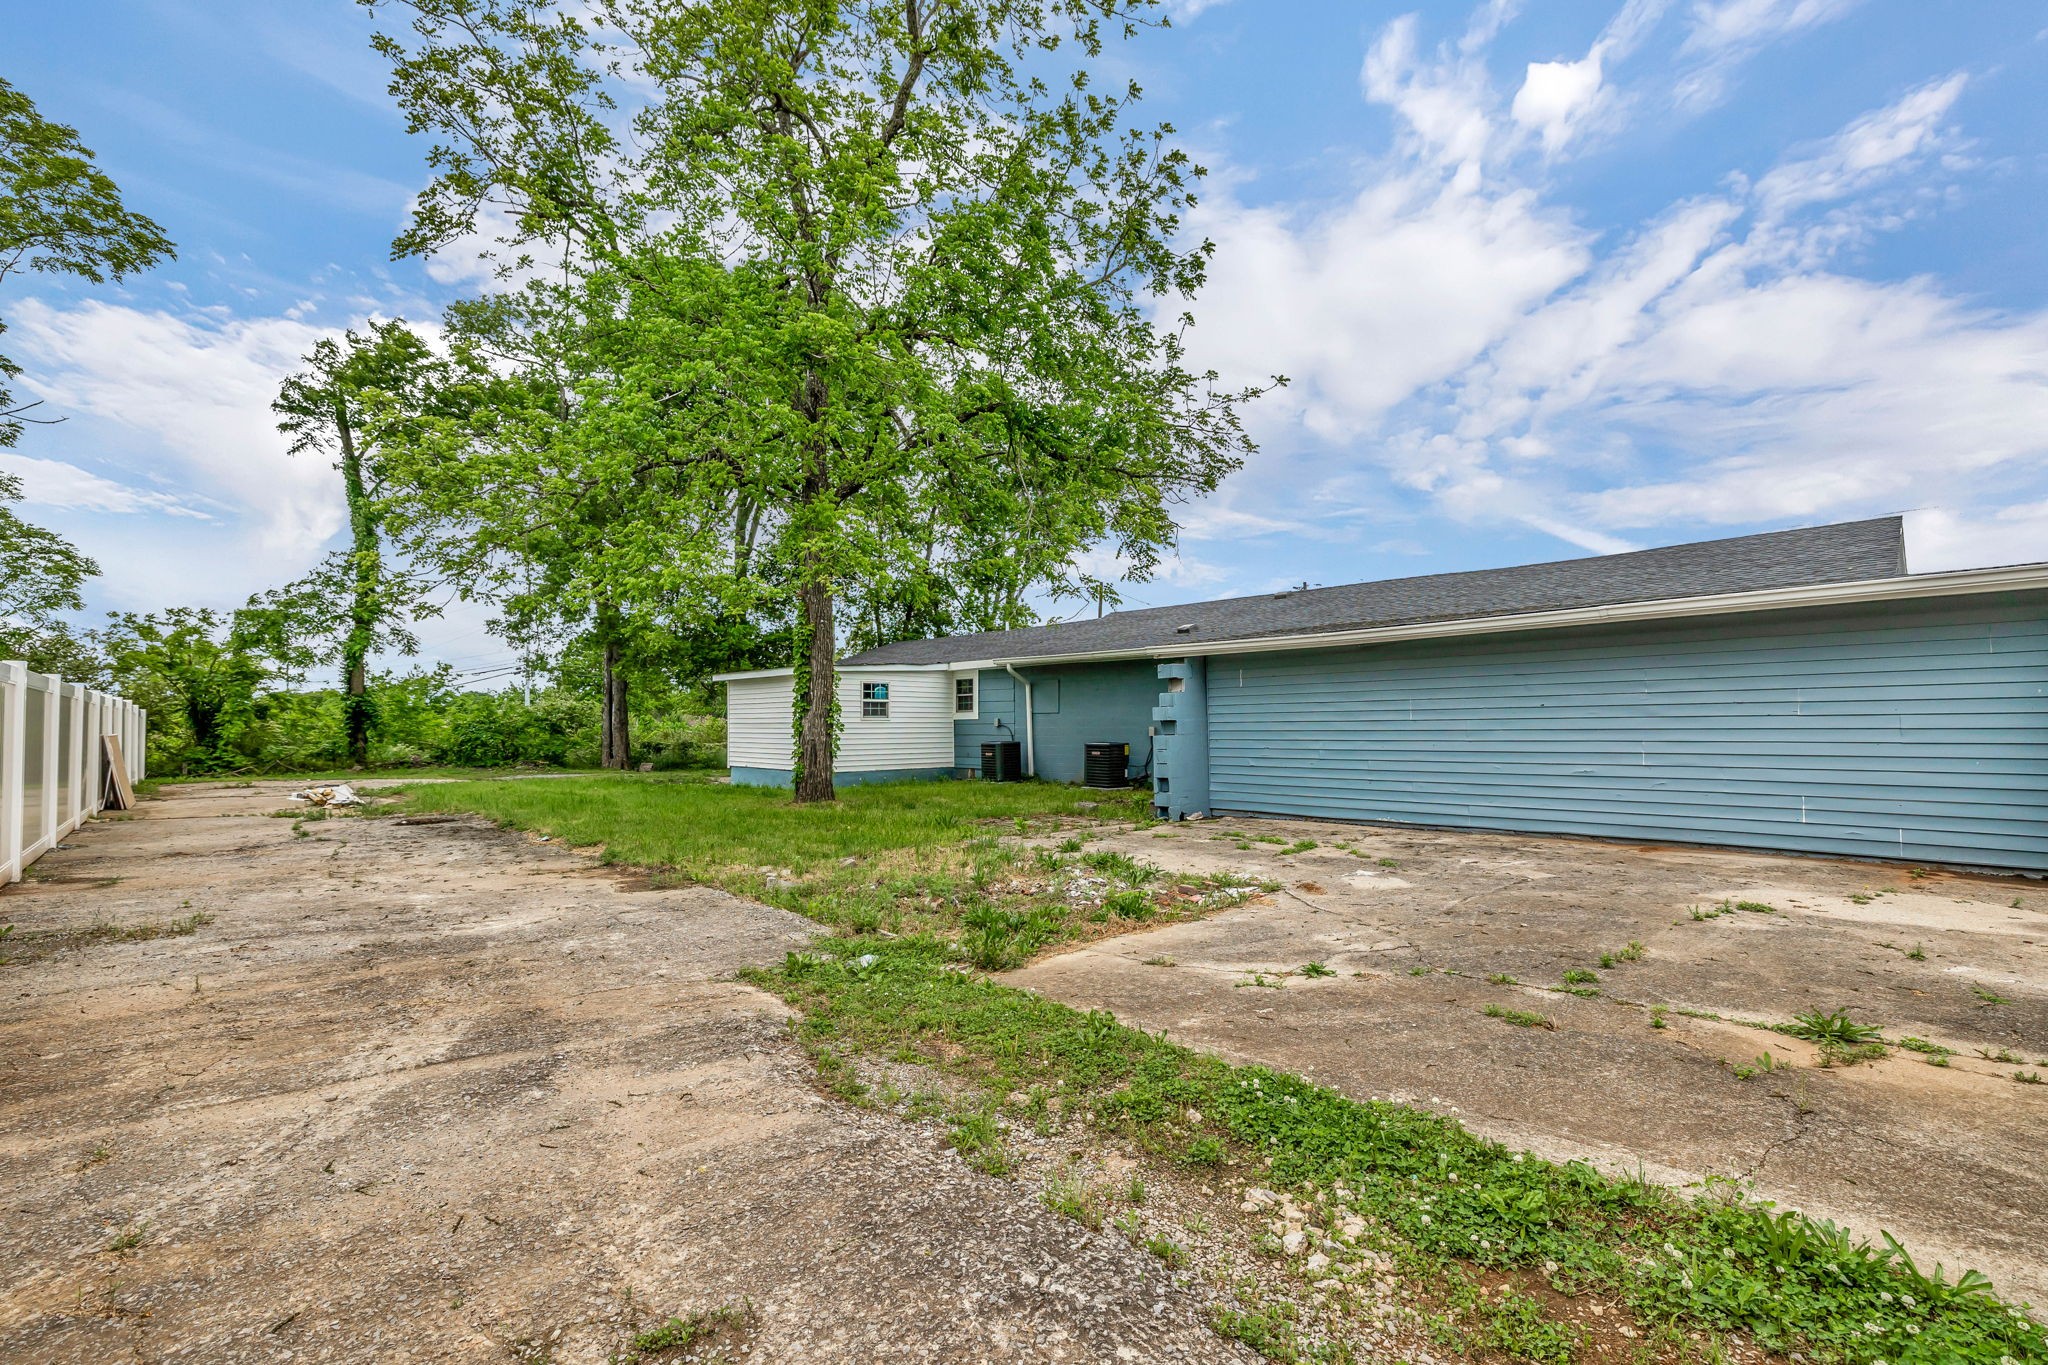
0,782,1248,1363
1011,818,2048,1308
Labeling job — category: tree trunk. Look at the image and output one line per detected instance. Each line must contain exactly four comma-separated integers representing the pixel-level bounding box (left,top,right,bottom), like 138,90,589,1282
336,400,376,768
600,634,631,770
793,577,836,803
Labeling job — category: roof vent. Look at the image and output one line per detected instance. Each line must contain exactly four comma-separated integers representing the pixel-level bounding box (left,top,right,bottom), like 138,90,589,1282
1175,623,1195,634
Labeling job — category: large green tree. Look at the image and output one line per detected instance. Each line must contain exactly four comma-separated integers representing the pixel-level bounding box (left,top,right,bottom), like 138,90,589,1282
0,469,100,674
365,0,1265,800
95,608,266,774
0,76,173,676
374,282,753,767
1,75,174,449
273,322,442,765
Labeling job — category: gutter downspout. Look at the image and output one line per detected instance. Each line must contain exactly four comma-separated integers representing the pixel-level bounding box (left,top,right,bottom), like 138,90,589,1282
1001,663,1036,777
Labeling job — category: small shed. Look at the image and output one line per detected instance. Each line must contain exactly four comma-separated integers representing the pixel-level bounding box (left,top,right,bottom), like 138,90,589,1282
719,664,975,787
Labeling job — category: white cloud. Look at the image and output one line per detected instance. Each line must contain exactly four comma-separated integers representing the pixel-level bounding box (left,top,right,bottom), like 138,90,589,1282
1905,503,2048,574
1170,11,2043,574
1509,0,1671,155
1753,73,1967,220
1512,54,1607,154
1360,13,1501,182
0,451,214,519
1683,0,1860,52
1675,0,1863,107
1410,77,2045,560
1185,174,1588,446
9,298,345,556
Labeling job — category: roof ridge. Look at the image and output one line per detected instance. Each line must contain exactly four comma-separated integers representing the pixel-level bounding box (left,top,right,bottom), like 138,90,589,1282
838,516,1911,668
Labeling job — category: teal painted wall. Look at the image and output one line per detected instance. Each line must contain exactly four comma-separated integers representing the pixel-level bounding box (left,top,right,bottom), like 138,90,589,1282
1205,592,2048,871
956,663,1158,784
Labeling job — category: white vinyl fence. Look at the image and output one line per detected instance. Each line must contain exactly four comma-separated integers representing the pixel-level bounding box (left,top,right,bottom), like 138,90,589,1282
0,662,146,884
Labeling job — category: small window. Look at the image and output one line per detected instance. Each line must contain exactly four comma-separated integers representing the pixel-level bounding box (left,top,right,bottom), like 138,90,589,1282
860,681,889,718
954,675,976,715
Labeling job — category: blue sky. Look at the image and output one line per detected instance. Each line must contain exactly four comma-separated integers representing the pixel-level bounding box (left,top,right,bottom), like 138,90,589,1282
6,0,2047,676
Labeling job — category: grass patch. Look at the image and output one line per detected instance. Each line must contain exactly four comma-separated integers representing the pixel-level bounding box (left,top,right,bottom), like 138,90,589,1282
156,764,618,786
6,911,214,964
760,938,2041,1364
400,773,1134,873
407,772,2044,1363
402,775,1191,962
1484,1004,1555,1029
628,1302,753,1359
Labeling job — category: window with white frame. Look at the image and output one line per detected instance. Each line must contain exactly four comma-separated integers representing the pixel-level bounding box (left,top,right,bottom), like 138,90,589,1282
954,674,977,716
860,681,890,718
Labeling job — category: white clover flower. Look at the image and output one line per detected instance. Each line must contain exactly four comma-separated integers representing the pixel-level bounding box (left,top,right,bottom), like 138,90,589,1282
1900,1294,1915,1308
1904,1325,1919,1336
1879,1292,1894,1303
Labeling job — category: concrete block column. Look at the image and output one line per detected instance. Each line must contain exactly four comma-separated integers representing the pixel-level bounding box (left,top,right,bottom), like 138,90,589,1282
1152,657,1211,820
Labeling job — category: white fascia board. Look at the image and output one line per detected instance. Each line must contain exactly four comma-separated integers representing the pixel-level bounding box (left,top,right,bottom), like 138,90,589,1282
713,662,969,682
973,563,2048,669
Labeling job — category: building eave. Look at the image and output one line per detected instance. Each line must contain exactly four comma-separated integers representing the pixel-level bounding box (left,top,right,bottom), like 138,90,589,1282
959,563,2048,669
712,662,974,683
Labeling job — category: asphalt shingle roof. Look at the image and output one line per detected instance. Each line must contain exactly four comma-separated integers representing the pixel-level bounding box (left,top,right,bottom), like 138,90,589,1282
839,516,1908,667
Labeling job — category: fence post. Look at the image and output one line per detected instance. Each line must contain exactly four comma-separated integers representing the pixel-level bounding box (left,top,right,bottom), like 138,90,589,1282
85,690,101,816
38,675,58,854
1,662,22,884
60,682,82,836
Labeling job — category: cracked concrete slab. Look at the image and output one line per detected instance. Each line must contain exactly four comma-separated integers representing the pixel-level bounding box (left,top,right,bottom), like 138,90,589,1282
1011,818,2048,1307
0,783,1246,1364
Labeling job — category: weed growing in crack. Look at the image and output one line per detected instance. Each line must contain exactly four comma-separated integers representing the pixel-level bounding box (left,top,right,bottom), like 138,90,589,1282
1041,1169,1106,1230
628,1302,753,1359
1782,1009,1881,1047
1144,1233,1186,1267
946,1110,1015,1176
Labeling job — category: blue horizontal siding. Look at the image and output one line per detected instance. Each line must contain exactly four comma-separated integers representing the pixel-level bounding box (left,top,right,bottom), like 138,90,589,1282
1207,593,2048,870
955,663,1156,784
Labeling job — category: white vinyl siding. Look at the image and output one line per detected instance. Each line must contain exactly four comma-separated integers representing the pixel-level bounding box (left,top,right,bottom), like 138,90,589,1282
724,669,955,774
839,671,953,770
725,674,796,769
